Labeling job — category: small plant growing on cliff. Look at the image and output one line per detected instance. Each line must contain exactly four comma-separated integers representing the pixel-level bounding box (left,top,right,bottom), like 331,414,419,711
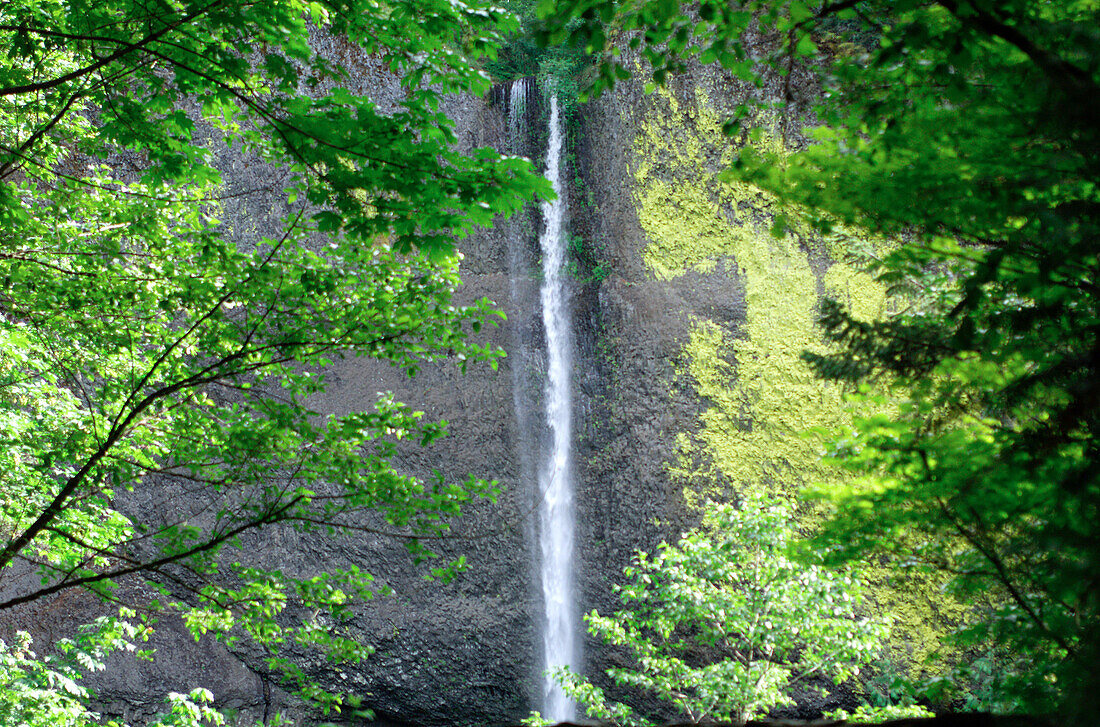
565,232,609,284
554,494,887,725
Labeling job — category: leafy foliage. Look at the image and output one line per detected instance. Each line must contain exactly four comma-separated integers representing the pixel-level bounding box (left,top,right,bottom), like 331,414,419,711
0,0,546,719
555,496,887,725
541,0,1100,713
0,617,144,727
824,703,934,724
0,613,231,726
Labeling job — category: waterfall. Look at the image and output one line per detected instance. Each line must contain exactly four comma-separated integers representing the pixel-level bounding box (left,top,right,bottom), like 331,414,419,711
536,93,577,722
505,78,540,540
503,79,578,722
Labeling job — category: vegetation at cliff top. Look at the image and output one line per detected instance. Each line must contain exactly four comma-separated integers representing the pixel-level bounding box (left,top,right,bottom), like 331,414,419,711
0,0,547,723
541,0,1100,717
484,0,586,88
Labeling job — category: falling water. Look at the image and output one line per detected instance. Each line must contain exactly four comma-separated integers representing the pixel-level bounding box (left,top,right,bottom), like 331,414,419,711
536,93,577,722
505,78,540,519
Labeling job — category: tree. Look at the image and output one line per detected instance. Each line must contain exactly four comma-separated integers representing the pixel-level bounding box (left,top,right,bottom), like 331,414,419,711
555,495,888,725
540,0,1100,713
0,616,226,727
0,0,545,720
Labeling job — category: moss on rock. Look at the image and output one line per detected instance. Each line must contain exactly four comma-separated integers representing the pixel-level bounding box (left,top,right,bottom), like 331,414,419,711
628,83,965,673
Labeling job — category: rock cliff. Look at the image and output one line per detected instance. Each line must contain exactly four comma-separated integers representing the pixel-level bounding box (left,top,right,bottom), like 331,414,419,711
571,61,964,719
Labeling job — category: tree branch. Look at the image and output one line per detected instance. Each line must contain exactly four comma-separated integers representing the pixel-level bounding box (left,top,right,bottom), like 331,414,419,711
0,0,226,98
0,496,302,611
936,0,1100,109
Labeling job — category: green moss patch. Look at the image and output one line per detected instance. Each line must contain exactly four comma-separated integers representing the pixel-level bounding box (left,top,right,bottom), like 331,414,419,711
628,83,963,672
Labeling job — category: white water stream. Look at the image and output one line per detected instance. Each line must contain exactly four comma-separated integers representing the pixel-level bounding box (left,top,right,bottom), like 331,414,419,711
536,93,577,722
506,78,539,522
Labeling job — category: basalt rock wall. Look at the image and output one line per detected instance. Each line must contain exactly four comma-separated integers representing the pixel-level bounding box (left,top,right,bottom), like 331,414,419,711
570,56,964,719
1,41,541,727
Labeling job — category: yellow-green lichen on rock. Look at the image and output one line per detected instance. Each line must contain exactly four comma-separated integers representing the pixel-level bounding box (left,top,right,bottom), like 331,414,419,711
632,86,875,503
629,83,966,672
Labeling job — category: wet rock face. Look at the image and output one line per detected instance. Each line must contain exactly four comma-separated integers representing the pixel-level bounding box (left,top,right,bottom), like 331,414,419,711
196,84,545,726
569,70,740,720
